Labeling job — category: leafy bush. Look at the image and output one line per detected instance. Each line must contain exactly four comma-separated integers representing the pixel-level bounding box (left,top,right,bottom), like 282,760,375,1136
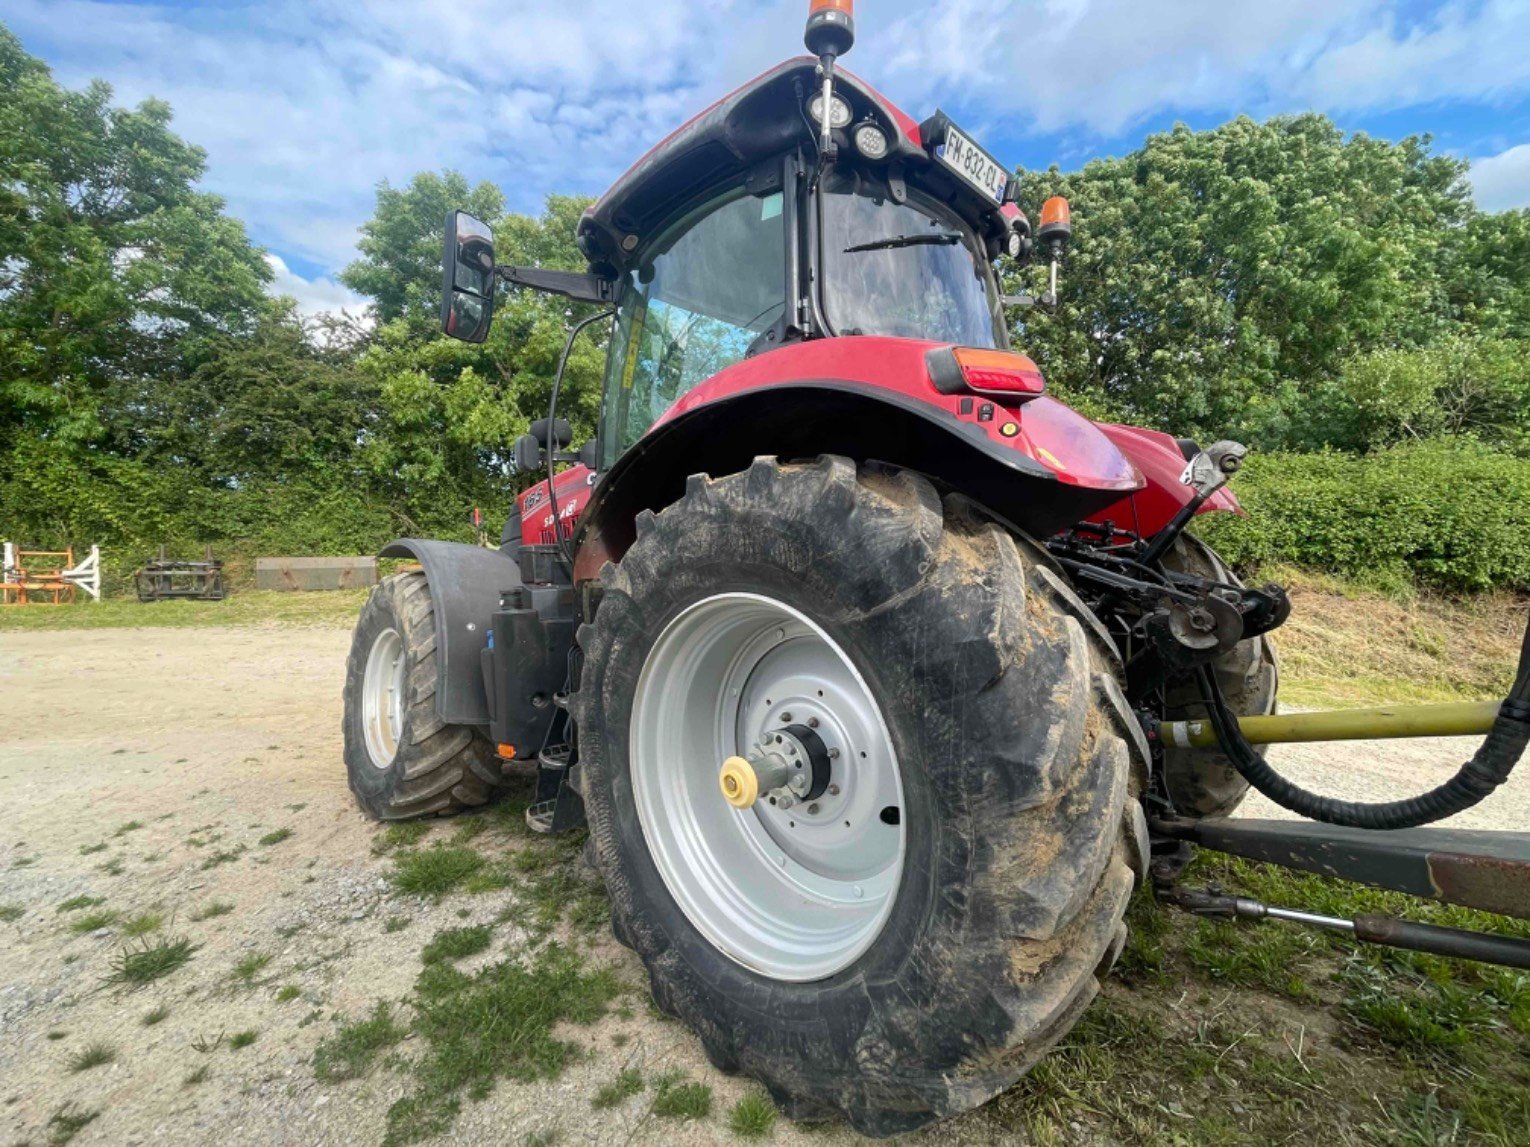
1201,440,1530,591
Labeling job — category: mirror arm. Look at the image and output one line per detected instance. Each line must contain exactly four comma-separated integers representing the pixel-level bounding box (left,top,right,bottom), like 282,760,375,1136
496,265,616,304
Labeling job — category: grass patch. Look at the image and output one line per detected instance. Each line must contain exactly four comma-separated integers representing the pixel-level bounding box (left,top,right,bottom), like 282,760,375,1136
380,942,621,1146
122,912,163,937
66,1043,116,1072
45,1104,99,1145
275,984,301,1002
591,1067,643,1109
258,827,293,846
69,909,119,933
384,915,411,933
373,821,432,854
184,1065,210,1086
229,1029,259,1050
0,588,368,631
314,1001,408,1082
78,842,107,855
390,844,485,898
1270,569,1524,707
143,1003,171,1025
105,935,198,988
0,902,24,922
651,1076,712,1121
728,1091,777,1138
114,820,143,836
421,925,493,964
189,899,234,921
200,845,246,870
57,895,105,914
230,952,274,986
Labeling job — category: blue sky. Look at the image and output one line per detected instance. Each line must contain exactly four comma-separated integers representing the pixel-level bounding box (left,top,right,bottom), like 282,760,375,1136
5,0,1528,316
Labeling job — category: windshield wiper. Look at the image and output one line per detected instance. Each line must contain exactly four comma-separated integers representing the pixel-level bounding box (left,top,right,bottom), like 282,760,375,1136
842,232,962,254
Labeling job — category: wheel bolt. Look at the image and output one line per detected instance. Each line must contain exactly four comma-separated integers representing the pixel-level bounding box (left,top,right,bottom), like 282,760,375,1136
807,802,820,814
807,716,819,728
828,784,840,796
828,748,840,760
780,712,792,723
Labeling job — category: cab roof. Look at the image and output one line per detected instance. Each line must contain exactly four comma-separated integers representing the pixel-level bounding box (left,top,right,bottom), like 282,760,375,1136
575,57,1008,276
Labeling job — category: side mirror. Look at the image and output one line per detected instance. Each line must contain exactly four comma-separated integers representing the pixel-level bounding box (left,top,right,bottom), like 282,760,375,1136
441,210,496,343
511,433,542,476
577,439,600,470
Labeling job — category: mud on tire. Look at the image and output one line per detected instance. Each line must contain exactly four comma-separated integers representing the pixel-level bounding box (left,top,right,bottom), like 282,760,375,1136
572,457,1149,1136
1159,534,1280,818
342,571,503,820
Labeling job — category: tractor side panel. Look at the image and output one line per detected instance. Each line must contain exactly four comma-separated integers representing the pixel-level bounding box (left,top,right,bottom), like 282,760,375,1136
1086,422,1242,538
517,465,597,547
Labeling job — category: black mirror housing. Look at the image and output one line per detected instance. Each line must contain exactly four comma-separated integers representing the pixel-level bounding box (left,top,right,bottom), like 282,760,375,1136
441,210,496,343
577,439,600,471
511,433,542,475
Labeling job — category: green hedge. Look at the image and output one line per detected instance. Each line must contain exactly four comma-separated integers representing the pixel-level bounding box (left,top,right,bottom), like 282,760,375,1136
5,435,1528,596
1198,441,1530,592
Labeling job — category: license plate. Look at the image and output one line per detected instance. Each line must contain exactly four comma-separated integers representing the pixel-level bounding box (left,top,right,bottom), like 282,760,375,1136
937,123,1008,204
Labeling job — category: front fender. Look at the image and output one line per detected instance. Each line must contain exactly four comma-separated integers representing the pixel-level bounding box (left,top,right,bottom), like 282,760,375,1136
377,539,522,726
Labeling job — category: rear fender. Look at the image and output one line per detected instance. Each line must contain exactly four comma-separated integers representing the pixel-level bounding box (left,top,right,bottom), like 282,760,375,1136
1087,423,1242,537
377,539,522,727
572,380,1140,583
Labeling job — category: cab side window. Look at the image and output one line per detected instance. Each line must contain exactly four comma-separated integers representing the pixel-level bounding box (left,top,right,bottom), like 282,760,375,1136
601,190,786,467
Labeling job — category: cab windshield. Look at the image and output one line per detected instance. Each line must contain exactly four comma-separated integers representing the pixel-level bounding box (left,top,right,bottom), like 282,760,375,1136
820,176,1002,348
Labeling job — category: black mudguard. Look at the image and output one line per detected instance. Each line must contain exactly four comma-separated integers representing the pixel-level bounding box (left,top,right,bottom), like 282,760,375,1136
377,539,520,727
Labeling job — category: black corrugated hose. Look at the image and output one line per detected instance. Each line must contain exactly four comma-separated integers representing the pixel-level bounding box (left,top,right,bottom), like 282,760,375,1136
1201,615,1530,829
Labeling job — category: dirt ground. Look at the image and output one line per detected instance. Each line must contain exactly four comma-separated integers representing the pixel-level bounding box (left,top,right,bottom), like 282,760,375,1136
1,619,1524,1146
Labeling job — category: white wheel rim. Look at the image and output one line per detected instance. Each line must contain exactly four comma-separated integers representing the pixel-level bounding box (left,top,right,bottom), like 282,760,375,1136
362,627,406,769
631,593,906,981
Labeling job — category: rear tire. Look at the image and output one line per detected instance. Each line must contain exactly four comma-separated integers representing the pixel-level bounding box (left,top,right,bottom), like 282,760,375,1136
342,571,503,820
1159,534,1279,818
572,457,1148,1136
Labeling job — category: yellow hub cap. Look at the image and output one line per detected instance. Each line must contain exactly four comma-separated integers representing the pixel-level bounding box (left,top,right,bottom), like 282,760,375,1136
719,756,759,809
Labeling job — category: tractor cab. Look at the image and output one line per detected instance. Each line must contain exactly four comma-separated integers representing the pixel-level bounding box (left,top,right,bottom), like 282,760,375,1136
442,52,1058,477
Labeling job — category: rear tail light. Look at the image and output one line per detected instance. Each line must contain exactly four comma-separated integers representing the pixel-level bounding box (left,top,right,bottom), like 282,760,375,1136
927,346,1046,402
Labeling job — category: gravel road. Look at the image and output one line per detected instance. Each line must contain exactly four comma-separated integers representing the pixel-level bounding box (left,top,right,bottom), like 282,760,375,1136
0,622,1522,1145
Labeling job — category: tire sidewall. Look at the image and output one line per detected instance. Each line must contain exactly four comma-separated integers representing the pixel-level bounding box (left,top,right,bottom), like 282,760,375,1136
343,582,419,810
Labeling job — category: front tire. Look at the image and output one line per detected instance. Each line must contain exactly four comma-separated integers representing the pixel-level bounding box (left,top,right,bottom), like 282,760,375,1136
572,458,1148,1136
342,571,503,820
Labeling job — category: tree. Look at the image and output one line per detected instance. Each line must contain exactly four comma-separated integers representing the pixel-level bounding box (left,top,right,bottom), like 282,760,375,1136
0,24,271,455
1007,114,1473,443
343,185,606,519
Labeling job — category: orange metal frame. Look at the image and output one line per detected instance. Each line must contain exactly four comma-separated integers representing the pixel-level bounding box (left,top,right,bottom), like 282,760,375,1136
0,547,77,606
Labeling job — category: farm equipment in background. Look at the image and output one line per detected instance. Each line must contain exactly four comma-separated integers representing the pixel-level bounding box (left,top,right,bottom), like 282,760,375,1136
339,1,1530,1134
1,543,101,605
134,546,226,602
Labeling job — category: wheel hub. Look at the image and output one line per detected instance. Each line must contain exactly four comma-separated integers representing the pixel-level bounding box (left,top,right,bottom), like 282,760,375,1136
631,593,906,981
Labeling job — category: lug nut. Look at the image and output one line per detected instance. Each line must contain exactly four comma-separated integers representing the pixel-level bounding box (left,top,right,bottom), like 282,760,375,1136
828,748,840,760
780,712,793,722
807,802,820,814
828,784,840,796
807,716,819,728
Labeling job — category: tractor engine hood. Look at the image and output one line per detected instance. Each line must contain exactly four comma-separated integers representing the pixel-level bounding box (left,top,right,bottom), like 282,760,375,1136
576,58,1008,276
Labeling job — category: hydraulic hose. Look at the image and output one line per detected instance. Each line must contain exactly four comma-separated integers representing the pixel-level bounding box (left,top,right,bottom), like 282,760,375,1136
545,307,614,566
1201,615,1530,829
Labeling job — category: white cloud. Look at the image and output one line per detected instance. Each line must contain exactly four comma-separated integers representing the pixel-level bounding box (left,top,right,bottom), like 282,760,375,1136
1470,143,1530,213
5,0,1529,283
263,254,371,321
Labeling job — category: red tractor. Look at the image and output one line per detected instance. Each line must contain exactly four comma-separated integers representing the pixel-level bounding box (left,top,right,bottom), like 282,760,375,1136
343,2,1530,1134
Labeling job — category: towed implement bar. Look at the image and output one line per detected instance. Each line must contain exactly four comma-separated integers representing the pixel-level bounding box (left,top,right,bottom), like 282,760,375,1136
1161,700,1502,749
